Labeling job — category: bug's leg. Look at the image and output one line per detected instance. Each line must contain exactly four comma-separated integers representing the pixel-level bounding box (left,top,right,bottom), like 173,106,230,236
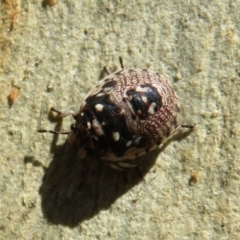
37,110,77,134
38,123,77,135
37,129,70,134
166,123,194,140
117,162,137,169
109,163,124,171
119,56,124,69
51,107,77,117
109,161,137,171
103,66,110,75
136,166,144,180
181,124,194,129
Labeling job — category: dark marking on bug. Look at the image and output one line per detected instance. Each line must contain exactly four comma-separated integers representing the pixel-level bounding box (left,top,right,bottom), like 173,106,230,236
102,80,117,89
75,93,149,157
126,84,162,120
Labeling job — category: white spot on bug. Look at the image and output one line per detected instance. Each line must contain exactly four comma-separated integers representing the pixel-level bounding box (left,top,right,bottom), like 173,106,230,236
126,141,132,147
92,135,99,141
103,87,113,93
92,119,104,136
148,102,157,114
95,92,105,97
136,86,148,92
134,137,141,145
142,96,147,103
127,95,133,101
95,104,104,112
112,132,120,141
87,121,91,129
119,109,125,115
123,90,129,99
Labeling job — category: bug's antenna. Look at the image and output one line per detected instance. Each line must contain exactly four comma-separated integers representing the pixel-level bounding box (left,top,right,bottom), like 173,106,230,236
119,56,124,70
37,129,70,134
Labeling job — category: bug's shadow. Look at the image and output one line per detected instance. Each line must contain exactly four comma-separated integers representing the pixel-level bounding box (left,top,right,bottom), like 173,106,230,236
31,125,193,227
36,135,159,227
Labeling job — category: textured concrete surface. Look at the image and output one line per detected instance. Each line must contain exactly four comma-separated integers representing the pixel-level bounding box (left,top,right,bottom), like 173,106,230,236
0,0,240,239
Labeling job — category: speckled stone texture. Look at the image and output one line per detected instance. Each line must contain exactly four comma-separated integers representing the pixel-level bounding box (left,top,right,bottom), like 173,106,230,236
0,1,239,239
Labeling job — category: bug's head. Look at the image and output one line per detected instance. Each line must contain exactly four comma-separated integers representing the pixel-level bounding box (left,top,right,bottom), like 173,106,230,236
68,123,89,159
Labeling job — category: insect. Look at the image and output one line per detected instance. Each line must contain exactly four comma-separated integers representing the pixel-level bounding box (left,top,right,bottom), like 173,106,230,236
39,57,193,169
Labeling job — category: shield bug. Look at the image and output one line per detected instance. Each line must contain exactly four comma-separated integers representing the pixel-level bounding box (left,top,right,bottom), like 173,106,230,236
38,57,193,169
